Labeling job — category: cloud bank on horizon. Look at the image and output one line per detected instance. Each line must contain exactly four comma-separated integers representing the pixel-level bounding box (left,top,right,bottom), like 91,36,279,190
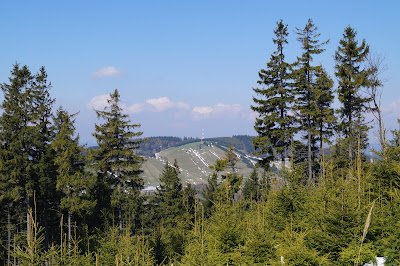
85,87,400,141
86,94,255,122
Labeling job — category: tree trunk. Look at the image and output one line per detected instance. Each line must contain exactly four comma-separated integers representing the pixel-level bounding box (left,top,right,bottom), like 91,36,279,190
68,210,71,252
26,192,31,246
13,233,16,266
349,112,353,164
375,104,386,160
43,205,49,251
308,116,312,184
119,206,122,234
117,182,122,234
7,205,11,266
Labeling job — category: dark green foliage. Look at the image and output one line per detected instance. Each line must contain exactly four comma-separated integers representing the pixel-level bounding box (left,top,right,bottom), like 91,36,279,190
335,26,371,163
252,20,294,168
219,146,243,202
52,107,96,216
156,160,184,227
0,64,32,219
314,69,336,149
243,167,260,201
0,64,59,252
52,107,97,250
89,89,146,232
381,190,400,265
150,160,187,264
202,172,219,217
203,157,227,218
183,183,196,222
259,169,272,200
292,19,330,183
208,135,255,155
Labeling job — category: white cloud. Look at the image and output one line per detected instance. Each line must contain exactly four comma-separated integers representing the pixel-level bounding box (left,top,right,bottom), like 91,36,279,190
86,95,250,123
92,66,124,79
192,106,213,115
128,103,147,113
191,103,243,120
214,103,242,115
87,96,190,114
382,97,400,114
86,94,109,110
127,97,190,113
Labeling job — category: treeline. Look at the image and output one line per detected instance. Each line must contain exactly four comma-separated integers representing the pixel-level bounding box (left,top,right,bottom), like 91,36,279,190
206,135,255,156
136,136,185,157
0,18,399,266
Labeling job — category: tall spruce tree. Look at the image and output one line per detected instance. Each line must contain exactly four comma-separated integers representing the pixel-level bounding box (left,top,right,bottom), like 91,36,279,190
52,107,96,250
314,69,336,149
314,68,336,178
29,67,57,248
0,64,57,249
334,26,371,164
0,64,32,263
156,160,184,225
251,20,294,168
153,160,185,264
90,89,145,233
203,171,219,218
292,19,329,183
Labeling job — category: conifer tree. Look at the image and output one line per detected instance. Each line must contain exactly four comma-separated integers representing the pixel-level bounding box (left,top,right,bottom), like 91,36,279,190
292,19,329,183
0,64,57,249
314,68,336,152
251,20,294,168
243,167,260,201
220,146,242,202
259,169,271,200
152,160,186,264
52,107,96,250
203,171,218,217
203,158,227,217
90,89,145,234
156,160,184,225
29,67,58,248
334,26,371,163
183,183,196,222
0,64,33,264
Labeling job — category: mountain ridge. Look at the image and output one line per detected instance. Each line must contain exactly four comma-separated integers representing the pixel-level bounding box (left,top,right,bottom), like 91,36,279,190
139,136,259,186
137,135,255,157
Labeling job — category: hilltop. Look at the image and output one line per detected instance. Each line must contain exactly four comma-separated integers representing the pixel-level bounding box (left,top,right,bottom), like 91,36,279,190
137,135,255,157
138,135,259,186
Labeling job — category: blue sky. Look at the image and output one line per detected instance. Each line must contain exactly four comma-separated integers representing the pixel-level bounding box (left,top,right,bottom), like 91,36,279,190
0,1,399,145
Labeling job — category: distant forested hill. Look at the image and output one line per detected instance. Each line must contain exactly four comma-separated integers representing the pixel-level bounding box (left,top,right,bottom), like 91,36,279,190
137,135,255,157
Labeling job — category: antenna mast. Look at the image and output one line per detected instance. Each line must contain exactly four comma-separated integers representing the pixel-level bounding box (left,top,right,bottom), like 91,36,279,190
201,128,204,149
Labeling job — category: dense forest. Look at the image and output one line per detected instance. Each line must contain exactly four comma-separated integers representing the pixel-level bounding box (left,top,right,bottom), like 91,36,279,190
0,19,399,265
